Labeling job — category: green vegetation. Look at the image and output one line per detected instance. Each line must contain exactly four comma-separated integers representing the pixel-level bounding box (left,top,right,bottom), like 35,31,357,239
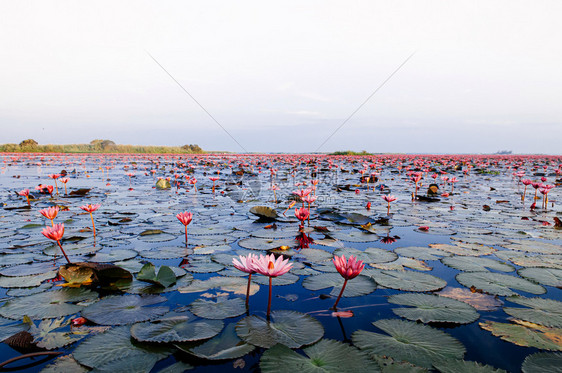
0,139,205,154
330,150,374,156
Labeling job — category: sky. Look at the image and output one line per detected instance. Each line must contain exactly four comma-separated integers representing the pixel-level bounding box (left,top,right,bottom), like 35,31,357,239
1,1,561,154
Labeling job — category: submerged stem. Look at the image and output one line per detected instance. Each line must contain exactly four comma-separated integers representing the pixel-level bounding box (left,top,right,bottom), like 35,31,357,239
267,276,273,317
246,273,253,309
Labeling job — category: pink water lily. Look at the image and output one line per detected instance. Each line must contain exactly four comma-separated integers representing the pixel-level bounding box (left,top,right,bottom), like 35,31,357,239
42,223,71,263
176,211,193,246
332,255,364,309
18,189,30,206
382,195,397,215
253,254,293,317
80,204,101,238
233,253,258,308
39,206,59,226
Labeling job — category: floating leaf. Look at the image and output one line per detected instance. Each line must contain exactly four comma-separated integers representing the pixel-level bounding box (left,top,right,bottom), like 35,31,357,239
456,272,546,296
81,295,168,325
0,270,58,288
302,273,376,297
388,293,479,324
521,352,562,373
236,310,323,348
433,359,507,373
367,269,446,292
89,249,138,263
131,315,223,343
333,247,397,264
441,256,514,272
518,267,562,288
29,317,84,349
189,297,246,319
179,323,254,360
394,246,449,260
250,206,278,219
504,296,562,328
73,326,171,368
252,273,300,286
137,263,177,288
352,319,465,369
59,262,132,287
370,257,432,271
260,339,380,373
0,288,95,320
0,317,29,342
40,355,88,373
480,320,562,351
438,287,503,311
179,276,259,296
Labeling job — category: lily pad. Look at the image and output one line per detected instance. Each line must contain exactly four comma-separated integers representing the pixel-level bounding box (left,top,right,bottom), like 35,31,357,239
236,310,323,348
137,263,177,288
29,317,84,349
394,246,450,260
504,296,562,328
518,267,562,288
479,319,562,351
179,276,259,296
333,247,397,264
367,270,447,292
352,319,466,369
81,294,169,325
73,325,171,368
189,297,246,319
302,273,376,297
522,352,562,373
432,360,507,373
0,317,29,342
179,323,255,360
0,270,58,288
441,256,514,272
40,355,88,373
260,339,380,373
437,287,503,311
250,206,278,219
0,288,95,320
388,293,479,324
89,249,138,263
456,272,546,296
131,315,223,343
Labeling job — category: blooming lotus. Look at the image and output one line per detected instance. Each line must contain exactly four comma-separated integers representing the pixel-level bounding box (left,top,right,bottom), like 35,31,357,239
80,204,101,238
18,189,30,206
39,206,59,226
253,254,293,317
332,255,364,309
176,211,193,246
42,223,71,263
294,207,310,228
233,253,258,308
382,195,397,215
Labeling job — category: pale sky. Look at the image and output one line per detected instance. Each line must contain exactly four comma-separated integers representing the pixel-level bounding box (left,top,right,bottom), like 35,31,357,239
1,1,561,154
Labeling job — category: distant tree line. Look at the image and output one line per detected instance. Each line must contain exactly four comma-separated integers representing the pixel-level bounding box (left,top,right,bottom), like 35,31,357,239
0,139,205,154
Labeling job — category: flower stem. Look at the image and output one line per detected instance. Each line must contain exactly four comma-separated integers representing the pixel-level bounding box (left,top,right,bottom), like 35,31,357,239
90,212,96,238
246,273,252,309
332,279,348,310
57,240,71,264
267,276,273,317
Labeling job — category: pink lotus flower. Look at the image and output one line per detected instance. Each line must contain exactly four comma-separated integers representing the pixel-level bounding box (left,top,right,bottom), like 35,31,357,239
295,207,310,228
42,223,71,263
233,253,258,308
80,204,101,213
59,178,69,195
176,211,193,245
382,195,397,214
39,206,59,225
332,255,364,309
253,254,293,317
18,189,31,206
80,204,101,238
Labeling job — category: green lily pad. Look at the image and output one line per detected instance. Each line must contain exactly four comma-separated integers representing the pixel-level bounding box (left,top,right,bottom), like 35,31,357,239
504,296,562,328
518,267,562,288
260,339,380,373
456,272,546,296
130,315,223,343
250,206,278,219
137,263,177,288
29,317,84,349
89,249,138,263
333,247,397,264
236,310,323,348
394,246,449,261
0,261,58,277
302,273,376,297
252,273,300,286
433,360,507,373
522,352,562,373
441,256,514,272
40,355,88,373
367,270,447,292
189,297,246,319
73,325,171,368
179,276,259,296
81,295,169,325
178,323,255,360
352,319,466,369
479,320,562,351
388,293,479,324
0,270,57,288
0,288,95,320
